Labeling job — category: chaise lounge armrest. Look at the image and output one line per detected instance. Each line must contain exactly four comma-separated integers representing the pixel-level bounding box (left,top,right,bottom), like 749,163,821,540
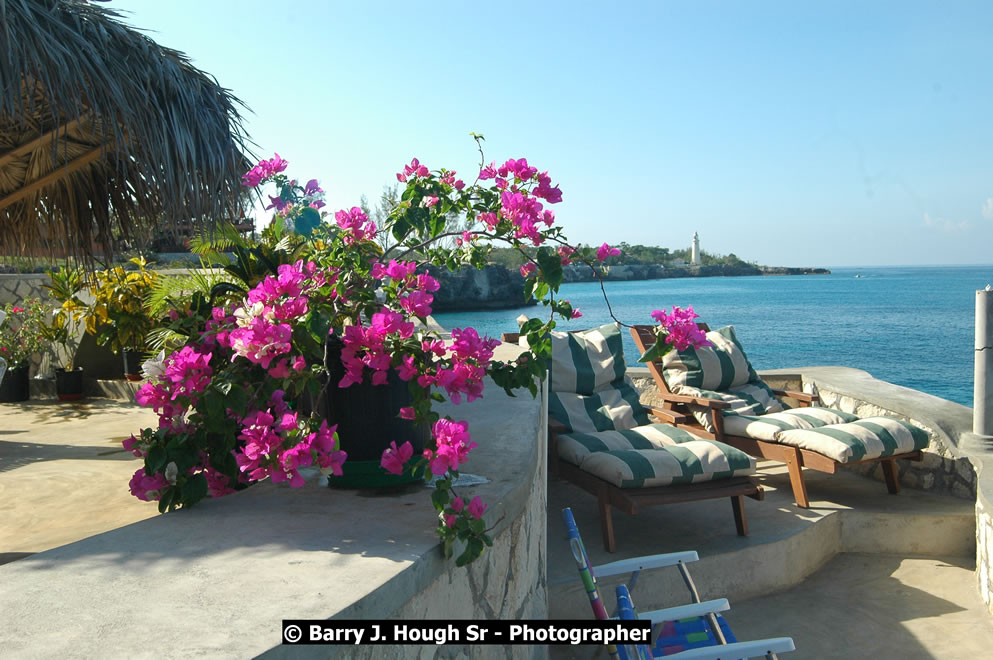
772,389,819,405
645,405,691,425
548,417,568,435
657,392,732,410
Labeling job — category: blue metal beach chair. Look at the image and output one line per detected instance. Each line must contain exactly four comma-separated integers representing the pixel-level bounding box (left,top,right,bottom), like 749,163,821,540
563,507,795,659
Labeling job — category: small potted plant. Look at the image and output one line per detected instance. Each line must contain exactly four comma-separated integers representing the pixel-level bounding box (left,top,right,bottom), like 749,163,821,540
86,257,159,380
41,265,88,401
0,299,47,402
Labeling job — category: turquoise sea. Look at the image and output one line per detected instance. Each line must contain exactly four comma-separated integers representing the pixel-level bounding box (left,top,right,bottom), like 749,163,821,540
434,265,993,407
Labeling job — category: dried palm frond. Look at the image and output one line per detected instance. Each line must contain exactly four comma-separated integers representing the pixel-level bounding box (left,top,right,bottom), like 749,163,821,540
0,0,253,260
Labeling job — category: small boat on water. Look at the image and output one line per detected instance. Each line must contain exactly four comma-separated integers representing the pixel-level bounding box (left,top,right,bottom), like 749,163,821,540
855,274,863,278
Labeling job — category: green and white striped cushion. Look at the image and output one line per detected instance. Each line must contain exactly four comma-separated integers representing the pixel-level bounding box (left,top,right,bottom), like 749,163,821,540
773,416,929,463
723,407,859,441
661,325,758,391
678,381,786,432
557,423,706,465
577,441,757,488
549,322,627,394
549,381,650,433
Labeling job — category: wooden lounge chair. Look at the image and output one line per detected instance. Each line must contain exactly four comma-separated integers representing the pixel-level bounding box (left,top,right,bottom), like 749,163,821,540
631,324,927,508
504,323,764,552
562,507,796,659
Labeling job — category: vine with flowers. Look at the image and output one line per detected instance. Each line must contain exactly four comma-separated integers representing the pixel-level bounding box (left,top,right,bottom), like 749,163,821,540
125,135,701,566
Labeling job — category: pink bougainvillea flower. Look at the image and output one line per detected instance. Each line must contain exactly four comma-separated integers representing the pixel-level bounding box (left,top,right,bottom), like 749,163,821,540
451,496,465,513
421,196,439,208
381,440,413,475
128,468,170,502
468,496,487,519
399,407,416,420
520,262,537,278
428,419,477,475
268,359,291,379
596,242,621,262
650,306,710,351
303,179,323,195
571,308,583,319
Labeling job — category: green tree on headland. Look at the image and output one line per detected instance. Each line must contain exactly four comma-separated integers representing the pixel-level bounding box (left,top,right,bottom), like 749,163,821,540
484,243,756,269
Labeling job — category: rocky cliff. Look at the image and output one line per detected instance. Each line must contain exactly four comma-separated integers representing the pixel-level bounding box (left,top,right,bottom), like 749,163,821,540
429,262,830,311
428,265,535,312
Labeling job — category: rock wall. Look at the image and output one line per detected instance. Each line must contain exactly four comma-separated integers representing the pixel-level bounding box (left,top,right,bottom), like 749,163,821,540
429,265,534,312
0,273,50,305
978,495,993,615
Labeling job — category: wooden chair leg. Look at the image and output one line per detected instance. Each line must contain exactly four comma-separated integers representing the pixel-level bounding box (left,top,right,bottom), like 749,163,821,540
731,495,748,536
784,448,810,508
598,489,617,552
881,458,900,495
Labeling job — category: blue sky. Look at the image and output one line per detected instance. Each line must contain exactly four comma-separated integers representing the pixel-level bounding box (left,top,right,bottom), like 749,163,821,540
111,0,993,267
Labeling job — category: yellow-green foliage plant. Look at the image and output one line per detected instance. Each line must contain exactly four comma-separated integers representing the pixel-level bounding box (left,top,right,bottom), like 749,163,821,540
87,257,159,353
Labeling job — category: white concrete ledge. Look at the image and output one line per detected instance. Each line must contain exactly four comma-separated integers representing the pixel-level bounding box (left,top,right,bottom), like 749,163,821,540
0,345,548,659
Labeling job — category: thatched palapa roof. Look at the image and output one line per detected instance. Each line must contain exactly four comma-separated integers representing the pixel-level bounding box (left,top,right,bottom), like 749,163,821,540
0,0,252,258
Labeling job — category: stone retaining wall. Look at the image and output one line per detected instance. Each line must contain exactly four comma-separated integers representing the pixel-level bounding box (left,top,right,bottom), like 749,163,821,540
631,364,993,616
0,272,50,305
629,366,975,500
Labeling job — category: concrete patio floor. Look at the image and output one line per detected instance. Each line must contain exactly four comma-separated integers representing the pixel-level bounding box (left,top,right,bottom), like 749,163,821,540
3,398,993,658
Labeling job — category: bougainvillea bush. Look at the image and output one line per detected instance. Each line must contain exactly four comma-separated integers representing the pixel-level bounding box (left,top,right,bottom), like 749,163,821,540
126,138,700,565
0,298,48,369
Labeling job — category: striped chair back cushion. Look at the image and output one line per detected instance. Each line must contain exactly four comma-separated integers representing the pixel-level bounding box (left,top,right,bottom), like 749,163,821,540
661,325,758,392
550,322,627,395
549,382,650,434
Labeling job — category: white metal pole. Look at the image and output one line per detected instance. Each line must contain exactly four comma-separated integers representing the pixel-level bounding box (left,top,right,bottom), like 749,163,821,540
975,286,993,436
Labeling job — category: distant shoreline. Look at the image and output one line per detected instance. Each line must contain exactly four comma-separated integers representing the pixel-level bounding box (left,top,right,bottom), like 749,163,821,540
431,263,831,312
560,263,830,283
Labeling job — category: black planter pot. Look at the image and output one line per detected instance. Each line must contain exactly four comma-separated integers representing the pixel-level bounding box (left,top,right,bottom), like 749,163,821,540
55,368,84,402
123,349,144,381
0,365,30,402
324,343,429,488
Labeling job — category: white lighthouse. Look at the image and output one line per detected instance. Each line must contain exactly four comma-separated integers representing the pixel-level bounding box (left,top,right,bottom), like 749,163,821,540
691,231,701,265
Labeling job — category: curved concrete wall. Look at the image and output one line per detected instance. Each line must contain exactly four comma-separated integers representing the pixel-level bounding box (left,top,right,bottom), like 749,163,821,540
631,364,993,617
0,344,548,658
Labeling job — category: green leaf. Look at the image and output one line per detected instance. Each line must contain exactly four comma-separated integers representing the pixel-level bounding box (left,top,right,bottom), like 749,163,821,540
637,339,671,363
295,207,321,237
227,386,248,416
535,248,564,289
157,486,176,514
181,474,209,506
146,446,167,473
455,537,485,567
431,488,450,510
